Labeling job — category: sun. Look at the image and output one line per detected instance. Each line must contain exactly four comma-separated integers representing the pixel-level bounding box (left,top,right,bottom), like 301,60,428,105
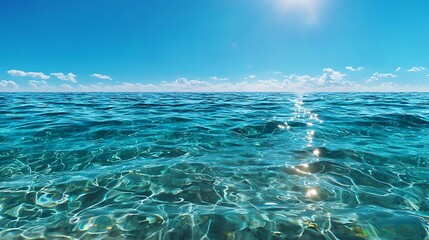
273,0,324,24
276,0,323,10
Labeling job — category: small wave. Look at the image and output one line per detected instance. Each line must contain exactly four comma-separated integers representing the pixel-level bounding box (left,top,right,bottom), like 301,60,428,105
231,120,287,137
354,113,428,128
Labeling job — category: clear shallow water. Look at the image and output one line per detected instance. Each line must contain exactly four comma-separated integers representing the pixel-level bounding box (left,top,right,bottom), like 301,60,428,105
0,92,428,240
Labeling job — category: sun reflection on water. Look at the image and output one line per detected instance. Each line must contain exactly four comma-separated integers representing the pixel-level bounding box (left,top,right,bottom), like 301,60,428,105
313,149,320,156
306,189,318,198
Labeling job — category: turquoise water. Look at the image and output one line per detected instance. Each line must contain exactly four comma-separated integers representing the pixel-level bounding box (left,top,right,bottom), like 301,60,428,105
0,92,428,240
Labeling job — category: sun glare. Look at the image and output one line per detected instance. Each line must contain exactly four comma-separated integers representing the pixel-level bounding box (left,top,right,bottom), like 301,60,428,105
273,0,324,24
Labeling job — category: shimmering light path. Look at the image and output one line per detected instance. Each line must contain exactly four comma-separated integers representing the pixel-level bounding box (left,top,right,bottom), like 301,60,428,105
0,93,428,239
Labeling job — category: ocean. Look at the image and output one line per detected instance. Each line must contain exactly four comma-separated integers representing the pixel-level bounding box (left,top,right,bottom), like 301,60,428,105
0,92,428,239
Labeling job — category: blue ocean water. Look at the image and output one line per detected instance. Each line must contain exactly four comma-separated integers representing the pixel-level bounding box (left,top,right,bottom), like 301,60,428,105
0,92,428,240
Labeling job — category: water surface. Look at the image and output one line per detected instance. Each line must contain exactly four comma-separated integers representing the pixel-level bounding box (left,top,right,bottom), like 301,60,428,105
0,93,428,239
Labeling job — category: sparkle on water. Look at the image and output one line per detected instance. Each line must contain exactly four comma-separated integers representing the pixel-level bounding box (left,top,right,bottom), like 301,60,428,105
0,92,428,239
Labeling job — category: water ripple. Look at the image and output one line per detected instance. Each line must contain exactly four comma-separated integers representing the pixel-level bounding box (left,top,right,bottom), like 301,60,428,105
0,92,428,239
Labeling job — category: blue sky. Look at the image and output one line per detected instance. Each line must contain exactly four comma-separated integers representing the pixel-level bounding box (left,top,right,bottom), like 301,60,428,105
1,0,428,91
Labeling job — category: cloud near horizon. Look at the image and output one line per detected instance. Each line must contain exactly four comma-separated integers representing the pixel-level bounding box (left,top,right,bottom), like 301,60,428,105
210,76,229,81
345,66,364,72
0,80,19,88
90,73,113,80
28,80,54,90
2,68,428,92
2,79,425,92
51,72,77,83
366,72,396,83
7,70,50,80
406,66,426,72
62,78,426,92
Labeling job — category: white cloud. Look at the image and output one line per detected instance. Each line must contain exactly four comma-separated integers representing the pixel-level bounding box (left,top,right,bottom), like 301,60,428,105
7,70,50,79
60,84,73,90
319,68,347,85
282,68,352,89
395,67,401,72
160,78,210,90
378,81,398,89
70,79,378,92
78,82,160,92
19,72,428,92
28,80,55,90
366,72,396,83
0,80,19,89
406,67,426,72
90,73,112,80
26,80,425,92
22,81,74,92
345,66,364,72
11,67,428,92
51,72,77,83
210,76,229,81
